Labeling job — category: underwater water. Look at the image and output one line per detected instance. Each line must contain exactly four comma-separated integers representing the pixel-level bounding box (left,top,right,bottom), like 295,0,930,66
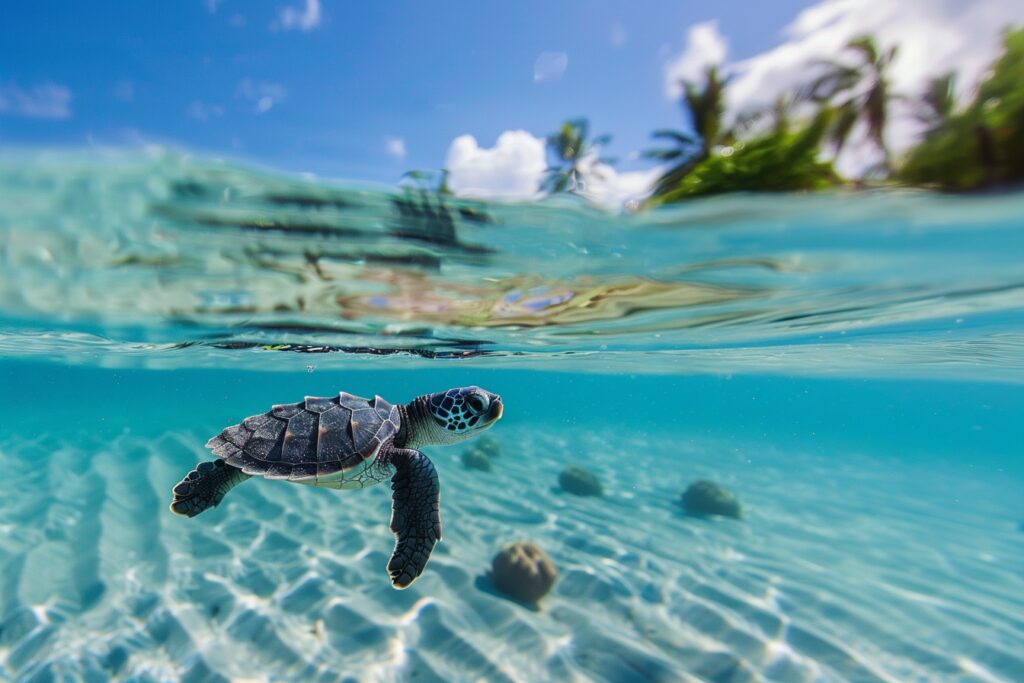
0,149,1022,682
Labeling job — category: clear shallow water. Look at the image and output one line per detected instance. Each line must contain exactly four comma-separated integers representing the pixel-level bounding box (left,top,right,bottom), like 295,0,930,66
0,150,1022,682
3,149,1024,380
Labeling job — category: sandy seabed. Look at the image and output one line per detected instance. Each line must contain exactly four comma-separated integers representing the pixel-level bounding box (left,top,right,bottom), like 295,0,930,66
0,425,1021,682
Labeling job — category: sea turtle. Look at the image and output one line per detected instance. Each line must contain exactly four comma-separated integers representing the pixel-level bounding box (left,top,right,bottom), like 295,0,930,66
169,386,503,588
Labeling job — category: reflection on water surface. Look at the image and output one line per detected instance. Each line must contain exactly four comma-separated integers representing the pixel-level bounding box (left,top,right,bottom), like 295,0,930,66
1,150,1023,379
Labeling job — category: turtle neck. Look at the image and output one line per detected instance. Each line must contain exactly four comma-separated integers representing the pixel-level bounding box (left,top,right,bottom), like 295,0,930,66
395,395,433,449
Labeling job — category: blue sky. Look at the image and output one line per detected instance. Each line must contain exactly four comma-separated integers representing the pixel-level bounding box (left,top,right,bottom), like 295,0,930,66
0,0,814,183
3,0,1019,198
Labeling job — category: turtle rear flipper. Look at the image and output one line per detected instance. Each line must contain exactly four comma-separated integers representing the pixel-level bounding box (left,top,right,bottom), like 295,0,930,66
170,460,250,517
387,449,442,589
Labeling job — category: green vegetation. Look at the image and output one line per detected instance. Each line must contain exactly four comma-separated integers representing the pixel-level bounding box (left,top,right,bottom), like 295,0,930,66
644,66,729,198
899,28,1024,190
647,27,1024,202
650,110,838,203
645,61,844,204
404,27,1023,203
802,36,899,172
648,35,904,202
914,73,957,130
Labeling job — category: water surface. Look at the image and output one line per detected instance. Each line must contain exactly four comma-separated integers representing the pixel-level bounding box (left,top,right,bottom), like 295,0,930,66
0,150,1021,682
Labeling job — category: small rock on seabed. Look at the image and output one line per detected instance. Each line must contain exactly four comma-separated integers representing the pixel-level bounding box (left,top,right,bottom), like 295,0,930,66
680,480,742,519
558,466,603,497
475,434,502,458
490,542,558,605
462,447,492,472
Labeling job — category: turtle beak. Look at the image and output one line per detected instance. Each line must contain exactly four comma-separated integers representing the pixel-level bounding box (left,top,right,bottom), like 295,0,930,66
488,397,503,421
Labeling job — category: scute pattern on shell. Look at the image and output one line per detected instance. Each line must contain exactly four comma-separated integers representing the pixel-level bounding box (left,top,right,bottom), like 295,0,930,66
206,392,400,485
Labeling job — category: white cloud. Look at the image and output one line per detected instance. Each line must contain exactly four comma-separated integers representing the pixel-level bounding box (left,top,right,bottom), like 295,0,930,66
575,157,664,209
385,136,406,159
186,101,224,121
727,1,1020,116
534,52,569,83
445,130,661,208
664,21,728,98
274,0,321,32
611,24,628,48
0,82,72,119
236,78,287,113
445,130,547,200
205,0,223,13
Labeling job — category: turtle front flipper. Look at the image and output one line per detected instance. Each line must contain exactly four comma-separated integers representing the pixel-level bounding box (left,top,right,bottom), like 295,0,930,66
170,460,250,518
386,448,442,588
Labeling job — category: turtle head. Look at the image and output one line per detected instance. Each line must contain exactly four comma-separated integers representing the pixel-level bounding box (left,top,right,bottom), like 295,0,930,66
405,386,503,447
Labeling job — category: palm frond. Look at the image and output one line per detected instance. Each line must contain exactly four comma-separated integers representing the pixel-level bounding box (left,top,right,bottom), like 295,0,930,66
650,129,700,146
829,103,859,156
798,66,861,103
846,36,880,66
917,72,956,126
641,149,686,161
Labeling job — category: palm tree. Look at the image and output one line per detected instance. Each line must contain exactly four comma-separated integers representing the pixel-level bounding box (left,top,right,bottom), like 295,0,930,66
733,93,797,138
683,65,728,150
915,72,956,131
642,129,701,164
646,65,729,196
399,169,450,195
801,35,898,170
542,119,613,194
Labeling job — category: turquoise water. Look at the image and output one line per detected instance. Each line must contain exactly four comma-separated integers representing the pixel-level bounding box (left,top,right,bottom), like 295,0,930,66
1,150,1022,682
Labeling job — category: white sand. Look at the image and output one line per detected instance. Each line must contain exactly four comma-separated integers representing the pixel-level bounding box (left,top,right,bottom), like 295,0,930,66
0,426,1021,682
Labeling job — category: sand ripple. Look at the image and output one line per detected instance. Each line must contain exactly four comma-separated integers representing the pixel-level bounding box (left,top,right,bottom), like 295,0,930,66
0,426,1021,682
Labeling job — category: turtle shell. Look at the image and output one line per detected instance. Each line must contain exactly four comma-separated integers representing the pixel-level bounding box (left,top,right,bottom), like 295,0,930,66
206,391,400,488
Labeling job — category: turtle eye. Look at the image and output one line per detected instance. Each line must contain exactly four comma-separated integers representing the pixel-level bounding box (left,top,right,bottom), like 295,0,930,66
465,393,489,414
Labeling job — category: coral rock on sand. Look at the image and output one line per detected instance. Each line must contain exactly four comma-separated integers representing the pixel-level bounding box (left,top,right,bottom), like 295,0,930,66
680,480,742,519
475,434,502,458
462,446,492,472
491,542,557,605
558,466,603,497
